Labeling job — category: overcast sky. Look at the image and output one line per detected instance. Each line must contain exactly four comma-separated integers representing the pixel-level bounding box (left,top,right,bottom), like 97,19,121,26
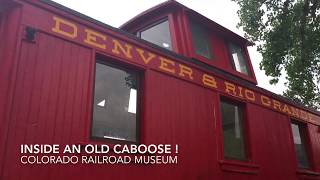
52,0,287,94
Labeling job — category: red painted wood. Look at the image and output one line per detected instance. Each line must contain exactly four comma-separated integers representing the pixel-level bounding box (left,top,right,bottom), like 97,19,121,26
144,70,218,179
0,5,23,178
1,32,92,179
308,124,320,172
245,104,297,179
0,0,319,180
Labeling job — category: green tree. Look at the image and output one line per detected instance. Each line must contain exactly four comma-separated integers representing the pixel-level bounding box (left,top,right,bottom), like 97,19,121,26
232,0,320,109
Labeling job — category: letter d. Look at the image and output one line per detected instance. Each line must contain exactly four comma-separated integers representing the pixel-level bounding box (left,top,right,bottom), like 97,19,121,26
52,16,77,38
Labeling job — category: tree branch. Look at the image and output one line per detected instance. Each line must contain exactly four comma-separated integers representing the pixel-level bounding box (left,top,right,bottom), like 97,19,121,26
310,0,319,19
299,0,309,62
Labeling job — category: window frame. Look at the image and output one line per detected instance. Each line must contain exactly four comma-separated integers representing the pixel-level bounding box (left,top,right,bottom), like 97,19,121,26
136,16,175,51
218,96,251,162
289,119,313,170
227,41,252,77
90,57,142,144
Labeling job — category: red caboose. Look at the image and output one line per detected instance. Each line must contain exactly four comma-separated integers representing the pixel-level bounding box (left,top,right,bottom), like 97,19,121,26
0,0,319,179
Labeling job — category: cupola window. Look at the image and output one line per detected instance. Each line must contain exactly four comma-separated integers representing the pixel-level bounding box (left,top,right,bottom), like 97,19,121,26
228,42,249,75
190,21,213,59
139,20,172,50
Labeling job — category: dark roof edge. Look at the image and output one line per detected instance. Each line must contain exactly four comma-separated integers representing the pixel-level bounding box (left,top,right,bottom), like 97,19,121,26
38,0,319,116
120,0,180,30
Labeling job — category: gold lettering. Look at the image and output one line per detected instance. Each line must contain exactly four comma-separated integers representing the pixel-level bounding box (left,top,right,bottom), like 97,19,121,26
300,110,308,120
84,29,106,49
261,95,271,107
244,89,255,101
273,100,281,111
238,87,244,98
282,104,292,115
291,107,300,118
224,82,236,96
307,113,314,123
136,48,155,64
179,64,193,80
308,113,315,122
112,39,133,59
159,57,175,74
52,16,77,38
202,74,217,89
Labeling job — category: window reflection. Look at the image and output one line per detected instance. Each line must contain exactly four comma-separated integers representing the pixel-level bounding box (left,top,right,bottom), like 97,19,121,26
97,99,106,107
229,43,249,75
128,88,137,114
190,20,212,59
140,20,172,50
92,61,139,142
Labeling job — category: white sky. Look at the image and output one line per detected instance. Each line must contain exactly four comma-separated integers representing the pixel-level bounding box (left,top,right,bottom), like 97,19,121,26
52,0,286,94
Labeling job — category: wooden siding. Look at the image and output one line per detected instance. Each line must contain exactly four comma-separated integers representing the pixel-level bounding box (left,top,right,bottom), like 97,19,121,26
0,6,23,178
1,32,92,179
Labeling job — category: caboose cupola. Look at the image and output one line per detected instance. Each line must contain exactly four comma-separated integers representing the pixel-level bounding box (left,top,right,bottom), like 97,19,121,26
121,0,257,84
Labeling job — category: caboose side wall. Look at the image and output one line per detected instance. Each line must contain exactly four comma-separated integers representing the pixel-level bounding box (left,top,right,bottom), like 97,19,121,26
0,3,24,178
18,0,320,124
0,0,319,180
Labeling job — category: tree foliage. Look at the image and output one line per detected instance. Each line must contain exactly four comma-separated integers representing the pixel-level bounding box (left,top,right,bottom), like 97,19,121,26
232,0,320,109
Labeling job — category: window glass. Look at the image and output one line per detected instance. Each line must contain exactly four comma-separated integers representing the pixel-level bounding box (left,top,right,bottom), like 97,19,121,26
229,43,249,75
140,20,172,50
291,122,310,168
92,61,139,142
220,100,246,160
190,20,212,59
